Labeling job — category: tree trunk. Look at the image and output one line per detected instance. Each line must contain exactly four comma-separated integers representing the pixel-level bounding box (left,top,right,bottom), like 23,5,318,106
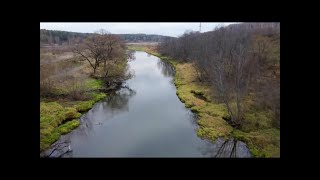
236,92,241,125
104,70,109,78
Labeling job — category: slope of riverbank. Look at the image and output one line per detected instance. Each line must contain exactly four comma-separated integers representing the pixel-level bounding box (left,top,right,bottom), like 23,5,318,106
40,48,110,152
131,45,280,157
40,78,107,152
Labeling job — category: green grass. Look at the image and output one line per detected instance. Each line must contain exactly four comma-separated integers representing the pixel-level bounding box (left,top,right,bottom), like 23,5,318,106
92,92,107,101
72,93,107,112
163,61,233,143
85,78,104,90
72,100,95,112
233,128,280,157
40,77,107,152
40,102,81,152
57,119,80,135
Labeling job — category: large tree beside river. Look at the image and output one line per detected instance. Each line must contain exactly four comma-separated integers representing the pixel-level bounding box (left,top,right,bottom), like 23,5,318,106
72,29,133,87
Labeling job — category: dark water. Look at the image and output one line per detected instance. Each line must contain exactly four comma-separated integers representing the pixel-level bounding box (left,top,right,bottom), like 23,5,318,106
42,51,251,158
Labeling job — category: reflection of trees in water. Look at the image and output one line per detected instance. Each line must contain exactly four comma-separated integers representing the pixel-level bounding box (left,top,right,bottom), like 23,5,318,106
186,111,198,127
157,60,175,77
127,50,136,61
214,139,237,158
79,112,96,133
199,138,245,158
60,87,137,151
83,87,137,127
104,87,136,113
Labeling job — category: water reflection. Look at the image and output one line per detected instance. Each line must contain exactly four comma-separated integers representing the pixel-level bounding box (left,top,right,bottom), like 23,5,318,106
199,138,251,158
78,87,136,136
103,87,137,114
55,87,137,157
157,60,175,77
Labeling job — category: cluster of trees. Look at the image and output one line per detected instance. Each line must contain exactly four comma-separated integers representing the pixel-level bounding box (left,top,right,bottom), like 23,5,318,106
40,29,174,46
159,23,280,127
40,29,90,46
72,29,133,86
40,29,133,99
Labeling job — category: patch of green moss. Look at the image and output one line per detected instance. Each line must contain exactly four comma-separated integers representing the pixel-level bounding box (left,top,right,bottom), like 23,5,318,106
191,89,204,96
197,113,233,141
64,107,81,119
233,128,280,157
72,100,95,112
41,105,79,126
71,93,106,112
57,119,80,135
40,102,85,151
190,106,200,113
85,78,104,90
165,60,233,142
40,130,60,151
92,92,107,102
199,103,227,117
40,90,107,152
40,102,81,152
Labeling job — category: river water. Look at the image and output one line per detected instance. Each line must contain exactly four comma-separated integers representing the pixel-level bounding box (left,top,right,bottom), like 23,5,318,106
42,51,251,158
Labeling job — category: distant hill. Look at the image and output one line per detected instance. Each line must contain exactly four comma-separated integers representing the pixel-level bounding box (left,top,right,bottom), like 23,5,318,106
40,29,174,46
116,34,173,43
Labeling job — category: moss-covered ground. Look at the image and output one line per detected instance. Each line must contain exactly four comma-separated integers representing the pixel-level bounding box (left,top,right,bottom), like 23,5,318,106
40,78,107,152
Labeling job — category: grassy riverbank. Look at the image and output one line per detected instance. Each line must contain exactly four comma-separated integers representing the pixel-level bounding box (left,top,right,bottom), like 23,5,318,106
40,78,107,152
132,45,280,157
40,48,109,152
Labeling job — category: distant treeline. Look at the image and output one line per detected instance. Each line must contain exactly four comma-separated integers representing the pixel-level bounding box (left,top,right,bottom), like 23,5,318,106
40,29,174,46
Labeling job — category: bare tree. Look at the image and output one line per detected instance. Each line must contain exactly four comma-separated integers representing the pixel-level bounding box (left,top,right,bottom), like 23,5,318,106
72,30,124,75
158,23,280,127
73,36,102,74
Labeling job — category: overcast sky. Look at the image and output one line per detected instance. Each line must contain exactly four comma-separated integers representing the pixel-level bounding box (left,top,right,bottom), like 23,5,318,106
40,23,237,37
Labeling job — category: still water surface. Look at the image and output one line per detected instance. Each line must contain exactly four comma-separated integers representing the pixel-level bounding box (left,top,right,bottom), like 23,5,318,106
52,51,250,157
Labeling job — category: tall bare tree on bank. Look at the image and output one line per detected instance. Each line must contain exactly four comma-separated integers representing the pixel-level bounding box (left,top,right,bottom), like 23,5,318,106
72,29,124,75
207,27,253,126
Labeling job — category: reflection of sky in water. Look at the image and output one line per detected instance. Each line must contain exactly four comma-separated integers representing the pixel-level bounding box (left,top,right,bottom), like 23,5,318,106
56,51,250,157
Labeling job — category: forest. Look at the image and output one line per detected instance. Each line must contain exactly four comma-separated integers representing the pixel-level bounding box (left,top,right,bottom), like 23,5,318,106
157,22,280,156
40,29,174,46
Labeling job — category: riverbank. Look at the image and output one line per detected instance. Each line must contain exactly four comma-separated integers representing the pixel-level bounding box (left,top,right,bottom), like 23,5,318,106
40,48,110,152
132,45,280,157
40,78,107,152
41,44,131,154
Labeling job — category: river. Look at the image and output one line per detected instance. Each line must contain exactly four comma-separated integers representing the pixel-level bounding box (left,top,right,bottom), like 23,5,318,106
41,51,251,158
